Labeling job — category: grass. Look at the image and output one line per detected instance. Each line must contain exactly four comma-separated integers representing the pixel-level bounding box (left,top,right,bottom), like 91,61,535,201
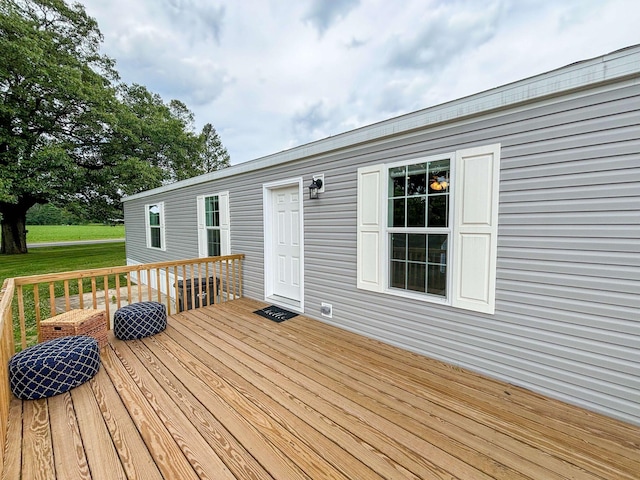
0,242,127,284
27,224,125,243
1,242,127,349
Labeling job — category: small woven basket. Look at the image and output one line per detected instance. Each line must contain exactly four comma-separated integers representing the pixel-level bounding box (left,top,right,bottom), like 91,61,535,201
40,309,108,348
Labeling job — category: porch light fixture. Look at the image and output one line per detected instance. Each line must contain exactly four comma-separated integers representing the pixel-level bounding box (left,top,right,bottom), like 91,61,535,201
308,178,323,199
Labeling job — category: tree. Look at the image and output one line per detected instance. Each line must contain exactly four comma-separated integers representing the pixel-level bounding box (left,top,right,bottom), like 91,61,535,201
198,123,230,174
26,203,80,225
57,84,206,224
0,0,118,253
0,0,230,253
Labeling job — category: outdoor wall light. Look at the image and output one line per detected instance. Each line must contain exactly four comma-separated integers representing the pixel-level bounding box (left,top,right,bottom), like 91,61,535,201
308,178,323,199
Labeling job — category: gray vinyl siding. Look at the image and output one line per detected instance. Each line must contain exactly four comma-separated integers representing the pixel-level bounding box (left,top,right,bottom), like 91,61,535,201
123,72,640,425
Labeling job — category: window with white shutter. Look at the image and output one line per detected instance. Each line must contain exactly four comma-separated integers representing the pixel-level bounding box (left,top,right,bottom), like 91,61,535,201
197,192,230,257
356,143,500,314
145,202,166,251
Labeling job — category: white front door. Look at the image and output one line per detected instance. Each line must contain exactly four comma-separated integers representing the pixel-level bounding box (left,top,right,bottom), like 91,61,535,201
271,185,302,302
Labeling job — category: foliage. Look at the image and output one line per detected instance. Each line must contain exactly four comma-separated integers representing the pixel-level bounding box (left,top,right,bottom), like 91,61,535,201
198,123,231,174
79,83,204,222
0,0,119,252
25,224,125,242
0,0,231,254
26,203,82,225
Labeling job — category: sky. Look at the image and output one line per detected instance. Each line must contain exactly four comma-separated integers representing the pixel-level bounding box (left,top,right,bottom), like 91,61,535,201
79,0,640,165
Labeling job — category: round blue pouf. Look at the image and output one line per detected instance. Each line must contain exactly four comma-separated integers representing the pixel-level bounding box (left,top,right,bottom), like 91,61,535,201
9,336,100,400
114,301,167,340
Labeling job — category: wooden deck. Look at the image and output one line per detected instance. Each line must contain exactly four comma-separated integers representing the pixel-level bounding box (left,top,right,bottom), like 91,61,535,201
3,298,639,479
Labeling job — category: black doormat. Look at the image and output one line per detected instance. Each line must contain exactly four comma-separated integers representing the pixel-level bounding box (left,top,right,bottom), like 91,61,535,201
254,305,298,322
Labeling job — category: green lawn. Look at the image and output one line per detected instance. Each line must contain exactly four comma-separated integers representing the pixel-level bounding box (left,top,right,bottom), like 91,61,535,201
0,242,126,285
1,242,127,348
27,224,125,243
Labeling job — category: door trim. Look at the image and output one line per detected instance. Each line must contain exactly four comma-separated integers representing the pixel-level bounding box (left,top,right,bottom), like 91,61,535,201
263,177,304,313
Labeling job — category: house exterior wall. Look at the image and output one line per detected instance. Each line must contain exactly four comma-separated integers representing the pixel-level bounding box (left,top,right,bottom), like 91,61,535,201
123,59,640,425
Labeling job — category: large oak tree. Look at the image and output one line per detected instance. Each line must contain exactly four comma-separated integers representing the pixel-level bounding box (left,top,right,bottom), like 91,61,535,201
0,0,229,254
1,0,120,253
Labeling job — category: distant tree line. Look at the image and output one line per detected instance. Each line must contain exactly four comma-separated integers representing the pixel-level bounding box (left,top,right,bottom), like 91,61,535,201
0,0,230,254
26,204,82,225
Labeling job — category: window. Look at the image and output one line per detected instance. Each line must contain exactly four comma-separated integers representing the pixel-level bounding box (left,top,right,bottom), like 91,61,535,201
205,195,221,256
145,203,165,250
388,158,450,298
357,144,500,314
197,192,230,257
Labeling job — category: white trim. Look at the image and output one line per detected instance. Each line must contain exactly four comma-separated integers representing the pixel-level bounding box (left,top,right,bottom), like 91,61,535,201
383,152,454,302
263,177,305,313
123,46,639,202
196,191,230,257
145,202,166,251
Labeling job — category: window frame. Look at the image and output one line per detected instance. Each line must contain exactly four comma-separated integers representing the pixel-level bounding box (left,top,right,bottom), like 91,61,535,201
145,202,166,251
204,195,222,257
384,153,454,305
197,191,230,258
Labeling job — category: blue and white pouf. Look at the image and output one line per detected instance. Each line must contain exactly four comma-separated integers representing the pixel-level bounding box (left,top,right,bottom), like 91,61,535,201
9,336,100,400
113,301,167,340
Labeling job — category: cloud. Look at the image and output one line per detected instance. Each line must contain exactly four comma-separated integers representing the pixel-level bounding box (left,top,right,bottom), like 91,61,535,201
109,23,230,106
291,100,333,142
346,37,367,49
303,0,360,36
386,0,505,72
162,0,226,44
164,0,226,45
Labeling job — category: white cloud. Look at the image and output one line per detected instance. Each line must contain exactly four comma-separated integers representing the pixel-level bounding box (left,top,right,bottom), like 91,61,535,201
162,0,225,44
385,1,506,71
80,0,640,164
303,0,360,36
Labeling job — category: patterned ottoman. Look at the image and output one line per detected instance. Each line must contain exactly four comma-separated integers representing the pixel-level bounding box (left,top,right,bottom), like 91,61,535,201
114,301,167,340
9,336,100,400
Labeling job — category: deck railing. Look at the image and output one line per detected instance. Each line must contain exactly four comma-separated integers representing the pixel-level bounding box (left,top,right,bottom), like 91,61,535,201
0,254,244,471
0,278,15,471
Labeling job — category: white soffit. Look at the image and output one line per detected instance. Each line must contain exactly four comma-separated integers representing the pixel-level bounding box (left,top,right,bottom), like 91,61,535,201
123,44,640,202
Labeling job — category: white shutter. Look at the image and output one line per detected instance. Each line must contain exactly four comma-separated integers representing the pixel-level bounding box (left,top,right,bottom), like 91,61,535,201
219,191,231,255
144,204,151,249
196,195,206,257
452,143,500,314
357,164,384,292
159,202,166,251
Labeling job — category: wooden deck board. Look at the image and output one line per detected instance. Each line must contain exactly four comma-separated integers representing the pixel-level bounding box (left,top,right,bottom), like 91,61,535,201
124,337,275,480
2,399,22,480
4,298,640,479
101,346,202,480
88,368,163,480
48,392,91,480
22,399,54,479
70,379,126,479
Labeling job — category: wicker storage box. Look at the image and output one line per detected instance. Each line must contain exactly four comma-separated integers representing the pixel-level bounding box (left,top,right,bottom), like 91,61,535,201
40,309,108,349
